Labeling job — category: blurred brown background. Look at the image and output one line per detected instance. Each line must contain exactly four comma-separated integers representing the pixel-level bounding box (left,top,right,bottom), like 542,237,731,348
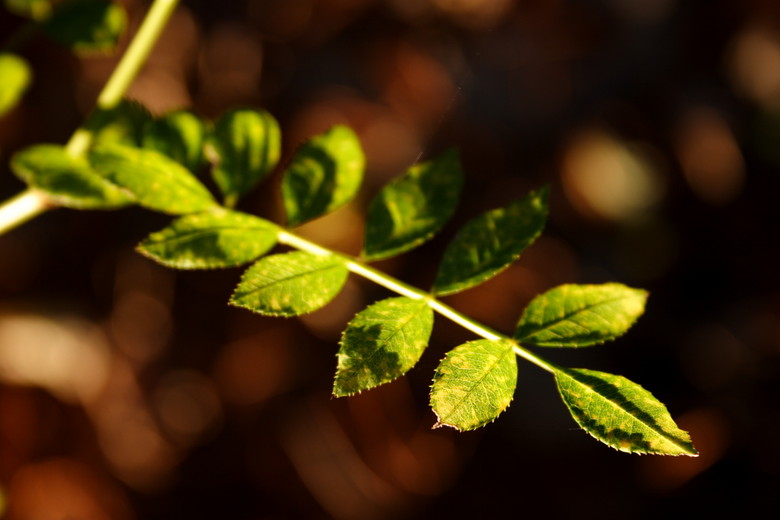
1,0,779,518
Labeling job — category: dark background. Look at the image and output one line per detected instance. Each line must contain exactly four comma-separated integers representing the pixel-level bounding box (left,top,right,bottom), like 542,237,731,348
1,0,779,518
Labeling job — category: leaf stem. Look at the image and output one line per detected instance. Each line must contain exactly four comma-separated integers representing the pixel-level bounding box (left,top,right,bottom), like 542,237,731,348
276,227,556,374
0,0,180,236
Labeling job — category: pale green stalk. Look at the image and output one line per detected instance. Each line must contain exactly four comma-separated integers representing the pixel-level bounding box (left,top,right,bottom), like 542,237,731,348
276,227,556,374
0,0,181,235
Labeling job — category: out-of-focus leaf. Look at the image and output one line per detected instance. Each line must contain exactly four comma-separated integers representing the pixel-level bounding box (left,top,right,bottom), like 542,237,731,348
208,108,281,206
43,0,126,55
430,339,517,431
89,144,216,214
91,99,152,147
0,53,31,117
138,210,278,269
5,0,52,19
363,149,462,261
555,367,698,456
142,110,207,173
432,186,548,296
11,144,133,208
514,283,648,347
230,251,348,317
334,297,433,396
282,125,364,227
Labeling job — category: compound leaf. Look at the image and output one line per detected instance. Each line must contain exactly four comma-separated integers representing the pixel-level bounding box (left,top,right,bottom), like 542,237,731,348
5,0,52,19
143,110,207,173
430,339,517,431
432,186,548,296
209,108,281,206
555,367,698,456
43,0,126,55
11,144,133,209
282,125,364,227
514,283,648,347
0,53,31,117
89,144,216,215
363,149,463,261
230,251,348,317
138,210,277,269
334,297,433,396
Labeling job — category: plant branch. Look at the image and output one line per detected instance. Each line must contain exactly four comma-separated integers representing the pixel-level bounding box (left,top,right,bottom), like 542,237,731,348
276,226,556,374
0,0,181,236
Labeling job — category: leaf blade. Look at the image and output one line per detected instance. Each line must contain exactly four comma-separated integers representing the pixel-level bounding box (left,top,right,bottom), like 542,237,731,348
514,283,648,347
0,53,32,117
432,186,548,296
282,125,365,227
43,0,126,55
230,251,348,317
209,108,281,205
138,210,278,269
142,110,207,173
430,339,517,431
89,144,216,215
11,144,133,209
555,367,698,456
363,149,463,261
334,296,433,396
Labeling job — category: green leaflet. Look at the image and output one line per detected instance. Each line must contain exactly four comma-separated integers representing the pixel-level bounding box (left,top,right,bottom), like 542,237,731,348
138,210,277,269
230,251,348,317
5,0,52,19
514,283,648,347
43,0,126,55
0,53,31,117
11,144,133,209
209,108,281,207
89,144,216,215
334,296,434,396
363,149,463,261
430,339,517,431
432,186,548,296
282,125,365,227
91,100,152,148
142,110,207,173
555,367,698,456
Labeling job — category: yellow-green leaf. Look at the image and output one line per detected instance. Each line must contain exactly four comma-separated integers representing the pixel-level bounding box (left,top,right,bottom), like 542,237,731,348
515,283,648,347
89,144,216,215
282,125,364,227
334,297,433,396
230,251,348,317
0,53,31,117
430,339,517,431
555,367,698,456
11,144,133,209
142,110,207,173
43,0,126,55
5,0,52,19
138,210,277,269
363,149,462,261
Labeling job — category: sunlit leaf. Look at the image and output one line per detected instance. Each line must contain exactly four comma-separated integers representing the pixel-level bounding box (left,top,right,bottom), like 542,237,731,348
143,110,207,173
555,367,698,456
5,0,52,19
138,210,278,269
91,99,152,148
363,149,462,261
282,125,364,227
334,297,433,396
432,186,548,296
209,108,281,206
11,144,133,208
430,339,517,431
514,283,648,347
0,53,31,117
43,0,126,55
89,144,216,214
230,251,348,317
